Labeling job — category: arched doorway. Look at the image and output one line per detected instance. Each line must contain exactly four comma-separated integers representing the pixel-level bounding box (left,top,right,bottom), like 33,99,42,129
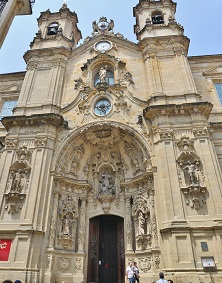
87,215,125,283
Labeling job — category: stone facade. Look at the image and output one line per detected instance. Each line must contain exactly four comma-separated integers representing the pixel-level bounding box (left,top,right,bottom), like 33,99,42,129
0,1,222,283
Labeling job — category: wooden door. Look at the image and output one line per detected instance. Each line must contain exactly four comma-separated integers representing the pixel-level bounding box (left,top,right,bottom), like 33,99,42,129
88,216,125,283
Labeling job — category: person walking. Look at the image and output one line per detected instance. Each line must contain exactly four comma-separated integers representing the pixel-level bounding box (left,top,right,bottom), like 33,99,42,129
126,261,135,283
156,272,168,283
168,280,173,283
133,261,140,283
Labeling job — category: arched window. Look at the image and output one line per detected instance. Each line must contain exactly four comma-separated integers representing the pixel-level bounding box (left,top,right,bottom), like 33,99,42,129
151,11,164,25
94,69,114,86
47,22,59,35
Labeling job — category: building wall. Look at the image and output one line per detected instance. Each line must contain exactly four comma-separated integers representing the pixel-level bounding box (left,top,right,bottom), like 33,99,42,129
1,4,222,283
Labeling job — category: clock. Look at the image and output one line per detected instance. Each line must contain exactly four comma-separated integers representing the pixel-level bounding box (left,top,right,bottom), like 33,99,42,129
95,41,112,52
94,99,111,116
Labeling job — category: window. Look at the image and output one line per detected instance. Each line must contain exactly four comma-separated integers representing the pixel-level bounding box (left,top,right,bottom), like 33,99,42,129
201,242,209,252
94,70,114,86
0,0,8,15
215,83,222,104
47,22,59,35
0,100,17,120
151,11,164,24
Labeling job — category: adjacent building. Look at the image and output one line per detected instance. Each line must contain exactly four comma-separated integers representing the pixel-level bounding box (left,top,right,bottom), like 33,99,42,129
0,0,35,48
0,1,222,282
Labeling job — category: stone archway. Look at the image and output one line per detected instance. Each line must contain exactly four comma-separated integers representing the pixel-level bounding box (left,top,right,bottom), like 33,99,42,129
46,122,159,282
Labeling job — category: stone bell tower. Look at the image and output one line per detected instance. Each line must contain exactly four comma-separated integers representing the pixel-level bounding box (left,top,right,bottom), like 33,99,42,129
30,3,82,50
14,3,82,117
133,0,198,101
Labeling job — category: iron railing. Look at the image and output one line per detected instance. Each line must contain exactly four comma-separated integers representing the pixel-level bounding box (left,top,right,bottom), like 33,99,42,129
0,0,8,15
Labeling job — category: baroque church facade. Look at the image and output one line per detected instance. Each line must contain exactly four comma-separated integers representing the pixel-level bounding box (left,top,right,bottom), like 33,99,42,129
1,1,222,282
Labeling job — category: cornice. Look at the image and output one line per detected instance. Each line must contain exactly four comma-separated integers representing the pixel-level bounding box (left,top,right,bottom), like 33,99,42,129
1,113,65,131
24,47,71,63
137,22,184,38
143,102,213,121
209,122,222,130
133,0,177,17
139,35,190,54
38,5,79,26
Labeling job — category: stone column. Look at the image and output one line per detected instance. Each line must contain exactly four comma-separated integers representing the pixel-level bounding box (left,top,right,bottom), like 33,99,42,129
48,187,60,248
78,198,86,252
125,197,133,251
150,190,159,248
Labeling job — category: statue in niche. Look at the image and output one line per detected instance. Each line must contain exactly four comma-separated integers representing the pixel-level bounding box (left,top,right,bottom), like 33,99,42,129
62,215,71,236
125,141,141,175
99,65,107,83
137,212,145,235
183,161,199,185
69,145,84,177
10,170,24,193
99,171,115,194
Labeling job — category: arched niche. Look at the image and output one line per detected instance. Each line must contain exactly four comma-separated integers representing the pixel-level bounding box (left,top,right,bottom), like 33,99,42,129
53,122,152,186
81,53,126,87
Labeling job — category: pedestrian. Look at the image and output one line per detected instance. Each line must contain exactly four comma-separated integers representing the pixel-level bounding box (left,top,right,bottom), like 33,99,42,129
14,281,22,283
126,261,135,283
2,281,13,283
133,261,140,283
156,272,168,283
168,280,173,283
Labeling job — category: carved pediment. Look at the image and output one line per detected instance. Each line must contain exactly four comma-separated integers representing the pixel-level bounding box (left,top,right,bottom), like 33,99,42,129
81,53,126,74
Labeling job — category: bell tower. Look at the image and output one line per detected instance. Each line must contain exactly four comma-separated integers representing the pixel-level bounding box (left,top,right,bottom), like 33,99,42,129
14,3,82,116
133,0,198,102
30,3,82,50
133,0,183,41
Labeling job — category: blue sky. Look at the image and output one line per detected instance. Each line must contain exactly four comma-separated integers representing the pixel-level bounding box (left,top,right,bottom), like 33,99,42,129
0,0,221,74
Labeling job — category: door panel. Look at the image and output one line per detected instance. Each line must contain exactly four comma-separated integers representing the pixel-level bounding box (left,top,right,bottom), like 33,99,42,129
99,217,118,283
88,216,125,283
88,218,99,283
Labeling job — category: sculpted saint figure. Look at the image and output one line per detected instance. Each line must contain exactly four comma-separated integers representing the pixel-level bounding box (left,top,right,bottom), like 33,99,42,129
11,170,23,193
184,161,198,184
137,212,145,235
99,171,115,194
62,216,71,236
99,65,107,83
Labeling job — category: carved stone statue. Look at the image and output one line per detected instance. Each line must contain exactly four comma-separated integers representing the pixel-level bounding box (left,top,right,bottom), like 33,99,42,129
137,212,145,235
11,170,24,193
99,171,114,194
184,161,199,185
62,216,71,236
99,66,107,83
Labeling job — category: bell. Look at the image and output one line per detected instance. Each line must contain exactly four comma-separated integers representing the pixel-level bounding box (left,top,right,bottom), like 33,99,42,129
47,27,57,35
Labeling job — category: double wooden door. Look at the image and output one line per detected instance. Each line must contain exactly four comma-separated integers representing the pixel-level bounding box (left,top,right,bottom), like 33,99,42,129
88,215,125,283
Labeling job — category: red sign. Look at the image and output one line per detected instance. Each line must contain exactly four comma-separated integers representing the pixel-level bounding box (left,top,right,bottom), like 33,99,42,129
0,240,12,261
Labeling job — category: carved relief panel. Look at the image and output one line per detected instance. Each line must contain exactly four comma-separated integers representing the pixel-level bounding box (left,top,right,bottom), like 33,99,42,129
4,144,32,214
176,136,207,210
57,195,79,249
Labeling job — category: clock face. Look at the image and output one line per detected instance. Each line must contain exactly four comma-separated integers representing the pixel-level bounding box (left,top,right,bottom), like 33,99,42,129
95,41,112,52
94,99,111,116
